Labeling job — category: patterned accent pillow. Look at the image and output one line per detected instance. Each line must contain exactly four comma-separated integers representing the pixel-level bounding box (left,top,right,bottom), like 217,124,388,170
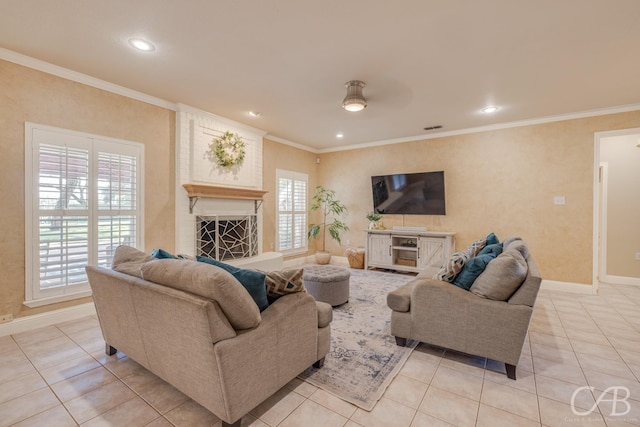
467,237,488,258
433,247,474,282
265,268,306,298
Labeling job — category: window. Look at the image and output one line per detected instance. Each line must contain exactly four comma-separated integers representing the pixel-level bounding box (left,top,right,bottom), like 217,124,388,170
25,123,144,306
276,169,307,254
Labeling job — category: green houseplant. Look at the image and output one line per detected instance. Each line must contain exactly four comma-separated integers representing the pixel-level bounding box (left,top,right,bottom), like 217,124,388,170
366,211,383,229
308,186,349,264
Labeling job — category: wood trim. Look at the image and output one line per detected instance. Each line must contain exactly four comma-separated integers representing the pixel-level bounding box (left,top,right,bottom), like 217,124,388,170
182,184,267,200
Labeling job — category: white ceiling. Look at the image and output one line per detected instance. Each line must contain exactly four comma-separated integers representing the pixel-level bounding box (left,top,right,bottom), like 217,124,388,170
1,0,639,150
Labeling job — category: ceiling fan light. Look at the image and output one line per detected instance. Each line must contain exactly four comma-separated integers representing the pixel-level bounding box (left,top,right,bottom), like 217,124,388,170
342,80,367,112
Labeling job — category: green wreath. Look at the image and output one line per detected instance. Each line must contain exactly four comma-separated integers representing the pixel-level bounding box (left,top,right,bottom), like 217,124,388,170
206,131,246,168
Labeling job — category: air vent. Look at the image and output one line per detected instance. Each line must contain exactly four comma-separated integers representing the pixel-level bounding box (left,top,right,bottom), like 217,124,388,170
423,125,443,131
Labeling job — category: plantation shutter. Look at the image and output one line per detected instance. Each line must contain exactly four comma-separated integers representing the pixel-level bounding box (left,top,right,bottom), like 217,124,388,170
26,124,144,305
96,150,138,266
38,143,90,290
276,170,308,253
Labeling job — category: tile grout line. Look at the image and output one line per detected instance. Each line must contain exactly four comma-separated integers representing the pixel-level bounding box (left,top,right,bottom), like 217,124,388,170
8,331,80,426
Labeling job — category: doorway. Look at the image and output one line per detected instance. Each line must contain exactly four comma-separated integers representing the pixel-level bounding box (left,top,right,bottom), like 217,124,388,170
594,128,640,288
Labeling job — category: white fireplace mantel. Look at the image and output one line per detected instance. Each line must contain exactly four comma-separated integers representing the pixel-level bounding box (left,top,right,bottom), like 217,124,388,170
183,184,268,214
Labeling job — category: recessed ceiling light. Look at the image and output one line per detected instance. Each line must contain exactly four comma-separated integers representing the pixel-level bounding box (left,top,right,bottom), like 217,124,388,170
128,38,155,52
249,111,261,117
481,106,499,114
336,133,344,138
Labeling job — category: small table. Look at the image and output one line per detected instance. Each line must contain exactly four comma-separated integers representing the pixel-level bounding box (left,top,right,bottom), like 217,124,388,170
303,265,350,306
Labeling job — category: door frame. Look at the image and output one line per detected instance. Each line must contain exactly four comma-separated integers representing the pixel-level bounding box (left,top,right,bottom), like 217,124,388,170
593,127,640,289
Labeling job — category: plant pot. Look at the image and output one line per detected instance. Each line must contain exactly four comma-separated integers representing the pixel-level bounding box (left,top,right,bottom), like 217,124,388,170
315,251,332,265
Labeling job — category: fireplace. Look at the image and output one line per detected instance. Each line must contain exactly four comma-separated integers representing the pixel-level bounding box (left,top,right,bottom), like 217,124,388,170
196,215,258,261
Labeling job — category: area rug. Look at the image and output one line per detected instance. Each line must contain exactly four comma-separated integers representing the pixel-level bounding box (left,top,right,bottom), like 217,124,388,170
298,268,418,411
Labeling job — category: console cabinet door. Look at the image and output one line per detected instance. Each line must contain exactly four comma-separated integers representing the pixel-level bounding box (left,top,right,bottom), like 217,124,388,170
417,237,445,269
367,234,392,266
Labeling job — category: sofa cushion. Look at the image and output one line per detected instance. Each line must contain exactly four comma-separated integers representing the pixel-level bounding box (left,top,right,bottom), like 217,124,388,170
196,256,269,312
470,248,528,301
141,259,261,330
505,240,529,259
112,245,154,278
264,268,305,298
502,236,522,248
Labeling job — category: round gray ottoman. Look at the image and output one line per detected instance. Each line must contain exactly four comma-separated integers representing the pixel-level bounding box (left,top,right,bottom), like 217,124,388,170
303,265,350,306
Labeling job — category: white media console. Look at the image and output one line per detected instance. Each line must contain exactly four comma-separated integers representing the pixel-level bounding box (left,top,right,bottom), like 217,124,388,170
364,229,456,273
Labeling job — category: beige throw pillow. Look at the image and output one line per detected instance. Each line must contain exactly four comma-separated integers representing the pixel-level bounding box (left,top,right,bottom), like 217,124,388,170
141,259,261,330
470,249,528,301
111,245,154,278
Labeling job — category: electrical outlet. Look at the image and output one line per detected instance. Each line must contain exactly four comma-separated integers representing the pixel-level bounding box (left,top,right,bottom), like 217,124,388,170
636,252,640,261
0,314,13,324
553,196,566,205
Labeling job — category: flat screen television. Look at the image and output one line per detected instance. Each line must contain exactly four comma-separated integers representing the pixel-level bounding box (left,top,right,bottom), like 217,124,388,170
371,171,446,215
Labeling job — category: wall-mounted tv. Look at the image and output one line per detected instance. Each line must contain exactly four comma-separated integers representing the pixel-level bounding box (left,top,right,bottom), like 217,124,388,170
371,171,446,215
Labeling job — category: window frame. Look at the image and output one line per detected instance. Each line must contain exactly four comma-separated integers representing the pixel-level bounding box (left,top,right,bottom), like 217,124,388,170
275,169,308,255
24,123,144,307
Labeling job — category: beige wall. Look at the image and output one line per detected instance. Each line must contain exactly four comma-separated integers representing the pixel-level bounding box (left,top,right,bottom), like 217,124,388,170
0,60,175,319
262,138,319,258
318,112,640,286
600,133,640,278
3,57,640,321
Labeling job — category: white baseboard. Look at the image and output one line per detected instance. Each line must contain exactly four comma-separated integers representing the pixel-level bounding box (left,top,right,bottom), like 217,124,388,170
600,275,640,286
541,279,597,295
0,303,97,337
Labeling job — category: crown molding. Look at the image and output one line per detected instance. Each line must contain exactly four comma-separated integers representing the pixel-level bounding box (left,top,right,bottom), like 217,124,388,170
0,47,176,111
264,134,319,153
4,47,639,154
318,103,640,153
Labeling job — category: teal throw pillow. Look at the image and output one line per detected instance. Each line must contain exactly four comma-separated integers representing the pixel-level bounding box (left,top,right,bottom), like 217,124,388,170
453,243,503,290
485,232,499,246
151,248,176,259
478,242,504,257
196,256,269,312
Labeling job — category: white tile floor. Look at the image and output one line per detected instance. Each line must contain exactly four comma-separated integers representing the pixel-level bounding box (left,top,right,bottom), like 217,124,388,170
1,283,640,426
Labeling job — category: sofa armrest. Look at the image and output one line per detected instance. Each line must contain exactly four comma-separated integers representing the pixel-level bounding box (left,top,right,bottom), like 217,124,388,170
316,301,333,328
387,282,416,312
212,291,323,423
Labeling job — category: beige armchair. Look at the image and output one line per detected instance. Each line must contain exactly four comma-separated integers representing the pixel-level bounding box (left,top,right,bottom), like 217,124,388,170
387,250,541,380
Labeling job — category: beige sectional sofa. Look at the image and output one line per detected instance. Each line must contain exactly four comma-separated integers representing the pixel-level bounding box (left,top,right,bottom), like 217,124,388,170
387,237,541,380
87,246,332,427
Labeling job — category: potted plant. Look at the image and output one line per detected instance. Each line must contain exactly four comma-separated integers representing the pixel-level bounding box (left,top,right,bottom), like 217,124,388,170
308,186,349,264
366,211,383,230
